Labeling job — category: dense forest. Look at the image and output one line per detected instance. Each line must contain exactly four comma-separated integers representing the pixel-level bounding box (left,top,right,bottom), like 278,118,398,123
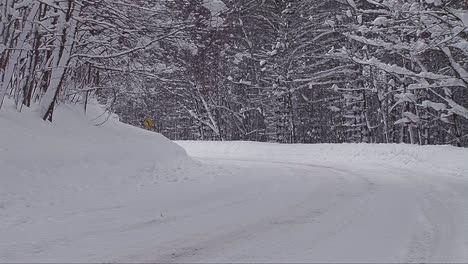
1,0,467,146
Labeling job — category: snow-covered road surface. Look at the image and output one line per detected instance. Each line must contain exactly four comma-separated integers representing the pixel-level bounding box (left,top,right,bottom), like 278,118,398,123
149,142,468,263
4,144,467,263
164,160,466,264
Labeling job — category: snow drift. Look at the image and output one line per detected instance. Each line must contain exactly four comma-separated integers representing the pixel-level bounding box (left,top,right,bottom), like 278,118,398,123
0,99,191,229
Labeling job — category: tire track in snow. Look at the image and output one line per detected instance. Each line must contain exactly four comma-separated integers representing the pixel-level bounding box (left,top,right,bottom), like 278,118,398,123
146,158,377,263
406,175,468,263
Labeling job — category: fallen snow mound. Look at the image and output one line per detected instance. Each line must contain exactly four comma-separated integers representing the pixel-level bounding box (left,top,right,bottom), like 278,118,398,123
0,99,190,227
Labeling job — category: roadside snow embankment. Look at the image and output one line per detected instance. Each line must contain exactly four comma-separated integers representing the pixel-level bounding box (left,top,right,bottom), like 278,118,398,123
177,141,468,177
0,99,191,228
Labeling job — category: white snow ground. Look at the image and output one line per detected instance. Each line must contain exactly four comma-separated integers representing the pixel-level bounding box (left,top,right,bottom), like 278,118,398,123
1,100,468,263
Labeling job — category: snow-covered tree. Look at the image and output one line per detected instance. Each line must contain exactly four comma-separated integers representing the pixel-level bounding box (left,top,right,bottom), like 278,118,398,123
329,0,468,145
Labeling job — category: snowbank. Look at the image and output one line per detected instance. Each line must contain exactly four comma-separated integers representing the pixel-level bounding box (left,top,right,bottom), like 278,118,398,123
0,99,191,229
177,141,468,177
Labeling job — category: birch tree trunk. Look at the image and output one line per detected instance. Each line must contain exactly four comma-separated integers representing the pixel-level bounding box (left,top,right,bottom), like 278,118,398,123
40,0,80,121
0,2,40,109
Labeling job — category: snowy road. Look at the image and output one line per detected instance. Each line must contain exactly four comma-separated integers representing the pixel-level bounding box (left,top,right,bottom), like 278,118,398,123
130,154,468,263
1,142,467,263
